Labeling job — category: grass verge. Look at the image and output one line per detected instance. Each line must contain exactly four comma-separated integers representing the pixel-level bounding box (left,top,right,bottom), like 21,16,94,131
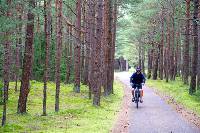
0,81,123,133
147,78,200,116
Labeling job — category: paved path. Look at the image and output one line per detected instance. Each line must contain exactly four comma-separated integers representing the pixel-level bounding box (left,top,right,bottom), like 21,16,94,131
115,72,200,133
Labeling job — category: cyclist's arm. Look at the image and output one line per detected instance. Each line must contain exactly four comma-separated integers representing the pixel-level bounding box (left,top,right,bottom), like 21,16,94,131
130,74,134,83
142,74,146,84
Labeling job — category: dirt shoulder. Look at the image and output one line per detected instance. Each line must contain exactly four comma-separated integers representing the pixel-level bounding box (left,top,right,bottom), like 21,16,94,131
111,78,131,133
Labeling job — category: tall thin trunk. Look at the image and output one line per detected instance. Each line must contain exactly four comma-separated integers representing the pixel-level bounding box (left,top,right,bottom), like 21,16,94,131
83,3,90,85
55,0,63,112
183,0,190,84
175,31,180,77
17,0,35,114
170,13,175,80
159,9,164,80
138,43,142,67
189,0,199,94
81,1,86,82
2,0,12,123
141,46,145,75
103,0,109,96
66,25,72,84
104,0,113,96
152,44,158,80
74,0,82,93
197,2,200,90
107,0,114,94
147,47,153,79
111,0,118,93
15,6,23,92
166,14,171,83
36,1,41,33
93,0,103,106
43,0,51,116
87,0,96,99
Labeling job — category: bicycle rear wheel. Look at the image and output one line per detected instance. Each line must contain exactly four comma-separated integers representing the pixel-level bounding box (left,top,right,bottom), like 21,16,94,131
135,93,139,109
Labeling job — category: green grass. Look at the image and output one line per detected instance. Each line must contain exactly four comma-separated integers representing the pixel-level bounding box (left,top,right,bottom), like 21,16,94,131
0,81,123,133
147,78,200,115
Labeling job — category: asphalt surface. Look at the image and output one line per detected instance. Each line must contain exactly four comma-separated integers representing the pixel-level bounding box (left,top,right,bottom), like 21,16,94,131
116,72,200,133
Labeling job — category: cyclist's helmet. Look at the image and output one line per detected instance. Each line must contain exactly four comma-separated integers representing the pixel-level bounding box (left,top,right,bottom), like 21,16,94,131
136,67,141,72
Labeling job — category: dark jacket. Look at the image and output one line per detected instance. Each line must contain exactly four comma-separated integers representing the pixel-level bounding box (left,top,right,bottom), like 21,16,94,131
130,72,146,85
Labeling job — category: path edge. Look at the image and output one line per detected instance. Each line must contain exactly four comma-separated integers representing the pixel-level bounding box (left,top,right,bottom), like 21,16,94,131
110,77,131,133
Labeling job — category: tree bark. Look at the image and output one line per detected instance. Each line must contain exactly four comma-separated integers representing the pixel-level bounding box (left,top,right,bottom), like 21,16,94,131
17,0,35,114
104,0,113,96
152,44,159,80
55,0,63,112
111,0,118,94
166,14,171,83
93,0,103,106
170,12,175,81
147,47,153,79
2,0,12,123
159,9,164,80
66,25,72,84
83,3,90,85
189,0,199,94
15,5,23,92
88,0,96,98
74,0,82,93
183,0,190,84
197,1,200,90
43,0,51,116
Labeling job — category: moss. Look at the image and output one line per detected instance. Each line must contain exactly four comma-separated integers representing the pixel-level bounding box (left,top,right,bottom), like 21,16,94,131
0,81,123,132
147,78,200,115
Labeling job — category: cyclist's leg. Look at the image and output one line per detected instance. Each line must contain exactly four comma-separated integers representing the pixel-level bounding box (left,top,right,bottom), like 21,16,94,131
139,85,143,103
132,84,136,102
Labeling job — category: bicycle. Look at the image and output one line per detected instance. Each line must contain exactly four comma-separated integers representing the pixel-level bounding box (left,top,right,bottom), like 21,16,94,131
135,84,141,109
132,84,143,109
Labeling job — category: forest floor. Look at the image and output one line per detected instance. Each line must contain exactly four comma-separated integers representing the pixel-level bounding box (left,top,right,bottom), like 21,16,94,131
0,81,123,133
113,72,200,133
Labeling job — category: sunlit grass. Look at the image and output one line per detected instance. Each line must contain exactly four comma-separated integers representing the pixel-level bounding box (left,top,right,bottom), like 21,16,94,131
0,81,123,132
147,78,200,115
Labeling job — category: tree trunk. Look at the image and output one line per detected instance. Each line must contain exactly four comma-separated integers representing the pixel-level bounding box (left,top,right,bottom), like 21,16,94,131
197,1,200,90
88,0,96,99
189,0,199,94
170,13,175,81
17,0,35,114
152,44,159,80
164,47,169,82
166,14,171,83
43,0,51,116
183,0,190,84
83,3,90,85
138,43,142,67
104,0,113,96
55,0,63,112
15,6,23,92
110,0,118,94
93,0,103,106
175,31,180,78
141,46,145,75
66,25,72,84
147,48,153,79
2,0,12,122
103,0,109,96
159,9,164,80
81,2,86,82
107,0,114,95
74,0,82,93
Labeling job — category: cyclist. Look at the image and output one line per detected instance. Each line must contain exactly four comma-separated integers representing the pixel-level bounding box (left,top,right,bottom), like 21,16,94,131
130,67,146,103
